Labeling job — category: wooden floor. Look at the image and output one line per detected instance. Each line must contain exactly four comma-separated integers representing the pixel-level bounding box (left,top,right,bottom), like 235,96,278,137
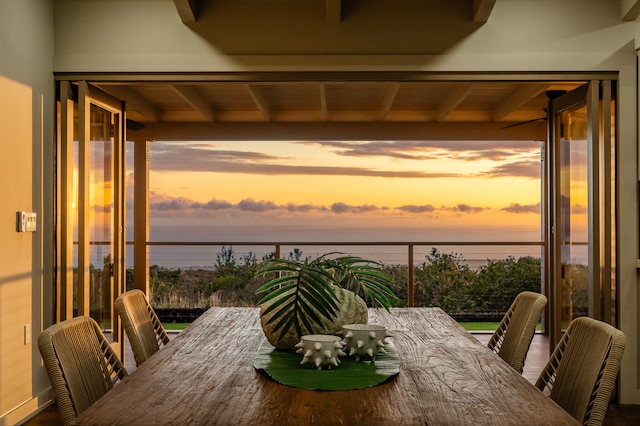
21,333,640,425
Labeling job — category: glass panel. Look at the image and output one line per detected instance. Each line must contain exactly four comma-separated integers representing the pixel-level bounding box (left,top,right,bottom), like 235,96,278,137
72,102,79,316
89,104,115,334
558,104,588,330
608,96,617,324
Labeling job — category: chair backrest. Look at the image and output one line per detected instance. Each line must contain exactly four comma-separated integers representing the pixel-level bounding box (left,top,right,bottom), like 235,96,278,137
535,316,625,426
38,316,128,426
115,289,170,366
487,291,547,373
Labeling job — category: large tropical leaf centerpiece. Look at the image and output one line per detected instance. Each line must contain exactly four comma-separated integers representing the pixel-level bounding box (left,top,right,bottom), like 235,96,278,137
255,253,397,350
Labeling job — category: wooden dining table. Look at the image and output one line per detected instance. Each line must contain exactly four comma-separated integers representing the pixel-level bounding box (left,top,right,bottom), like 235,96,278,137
72,307,579,425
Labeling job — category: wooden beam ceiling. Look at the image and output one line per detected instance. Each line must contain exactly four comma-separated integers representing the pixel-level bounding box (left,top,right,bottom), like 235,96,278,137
174,0,199,24
173,0,497,26
472,0,496,23
492,83,549,122
326,0,342,24
435,83,476,122
621,0,640,20
173,1,639,26
171,85,215,122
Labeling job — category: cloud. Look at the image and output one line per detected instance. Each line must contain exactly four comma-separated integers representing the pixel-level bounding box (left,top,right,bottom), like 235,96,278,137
149,193,195,211
237,198,280,212
193,199,234,210
396,204,436,213
501,203,541,214
331,202,380,214
483,159,542,179
150,143,280,172
147,192,540,219
147,140,541,179
454,204,487,213
304,140,541,162
286,203,324,213
150,142,415,177
442,204,488,213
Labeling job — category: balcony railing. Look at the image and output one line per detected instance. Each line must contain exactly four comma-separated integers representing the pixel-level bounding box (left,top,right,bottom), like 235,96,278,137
140,240,545,307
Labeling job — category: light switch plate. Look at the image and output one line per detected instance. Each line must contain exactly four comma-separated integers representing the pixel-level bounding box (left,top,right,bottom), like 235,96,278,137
16,211,37,232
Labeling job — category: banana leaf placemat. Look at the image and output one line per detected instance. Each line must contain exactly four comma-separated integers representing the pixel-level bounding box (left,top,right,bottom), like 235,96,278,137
253,338,400,390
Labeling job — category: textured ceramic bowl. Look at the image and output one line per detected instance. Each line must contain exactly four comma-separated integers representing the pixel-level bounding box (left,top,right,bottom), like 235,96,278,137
341,324,387,362
295,334,347,370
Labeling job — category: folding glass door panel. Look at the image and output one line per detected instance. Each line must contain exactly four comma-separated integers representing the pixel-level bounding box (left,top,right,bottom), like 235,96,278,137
58,82,125,344
547,81,616,348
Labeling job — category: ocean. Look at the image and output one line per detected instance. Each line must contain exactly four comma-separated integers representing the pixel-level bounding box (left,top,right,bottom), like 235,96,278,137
123,223,552,270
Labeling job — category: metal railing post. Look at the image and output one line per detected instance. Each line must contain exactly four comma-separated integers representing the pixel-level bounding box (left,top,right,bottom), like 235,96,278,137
408,244,414,307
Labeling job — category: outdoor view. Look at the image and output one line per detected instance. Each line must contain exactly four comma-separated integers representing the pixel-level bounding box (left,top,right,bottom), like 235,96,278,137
121,139,564,320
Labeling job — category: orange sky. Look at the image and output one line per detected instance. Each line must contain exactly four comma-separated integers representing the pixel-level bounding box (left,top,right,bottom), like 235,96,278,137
145,140,544,232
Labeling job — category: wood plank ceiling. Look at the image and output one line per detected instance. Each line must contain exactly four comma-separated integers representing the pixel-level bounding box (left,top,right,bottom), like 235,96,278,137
95,79,582,127
82,0,639,141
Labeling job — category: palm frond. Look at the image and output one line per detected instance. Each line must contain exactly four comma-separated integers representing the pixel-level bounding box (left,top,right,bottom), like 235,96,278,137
255,252,399,345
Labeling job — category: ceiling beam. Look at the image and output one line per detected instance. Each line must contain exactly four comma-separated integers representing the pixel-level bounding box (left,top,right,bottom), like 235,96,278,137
379,84,400,121
326,0,342,24
472,0,496,23
174,0,198,24
246,84,271,121
492,84,549,122
95,84,160,122
129,121,546,142
436,83,476,121
621,0,640,20
319,84,328,122
171,85,215,122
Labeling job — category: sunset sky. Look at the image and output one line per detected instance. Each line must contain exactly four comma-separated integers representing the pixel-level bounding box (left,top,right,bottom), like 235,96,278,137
140,139,545,245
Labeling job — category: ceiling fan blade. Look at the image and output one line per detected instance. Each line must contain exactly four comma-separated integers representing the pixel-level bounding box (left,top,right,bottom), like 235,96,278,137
500,117,545,129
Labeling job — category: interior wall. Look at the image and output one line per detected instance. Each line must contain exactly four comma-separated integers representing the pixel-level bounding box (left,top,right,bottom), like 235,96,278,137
0,0,55,423
53,0,638,72
50,0,640,405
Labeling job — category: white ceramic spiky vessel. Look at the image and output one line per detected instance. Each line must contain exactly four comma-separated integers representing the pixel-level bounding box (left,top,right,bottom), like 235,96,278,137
341,324,387,362
295,335,347,370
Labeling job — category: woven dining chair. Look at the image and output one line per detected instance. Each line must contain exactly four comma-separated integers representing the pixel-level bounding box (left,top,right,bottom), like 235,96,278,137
38,316,128,426
487,291,547,374
535,316,625,426
115,289,170,366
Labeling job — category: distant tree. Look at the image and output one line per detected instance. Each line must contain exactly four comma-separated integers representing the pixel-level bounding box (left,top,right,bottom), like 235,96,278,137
216,245,237,269
262,251,276,261
242,251,258,266
382,264,409,307
288,248,304,261
137,247,545,317
474,256,542,312
415,248,477,312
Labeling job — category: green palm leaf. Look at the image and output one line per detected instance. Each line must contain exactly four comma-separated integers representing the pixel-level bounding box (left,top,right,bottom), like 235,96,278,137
255,252,399,346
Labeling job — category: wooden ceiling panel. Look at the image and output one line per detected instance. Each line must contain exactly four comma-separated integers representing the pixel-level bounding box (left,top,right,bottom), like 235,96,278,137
92,80,586,131
324,83,391,110
258,83,322,111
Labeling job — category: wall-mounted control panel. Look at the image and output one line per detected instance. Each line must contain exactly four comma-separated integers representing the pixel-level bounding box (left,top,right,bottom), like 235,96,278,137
16,211,37,232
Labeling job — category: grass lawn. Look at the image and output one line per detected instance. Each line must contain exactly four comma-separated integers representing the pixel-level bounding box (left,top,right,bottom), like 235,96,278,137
458,322,500,332
163,323,190,331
